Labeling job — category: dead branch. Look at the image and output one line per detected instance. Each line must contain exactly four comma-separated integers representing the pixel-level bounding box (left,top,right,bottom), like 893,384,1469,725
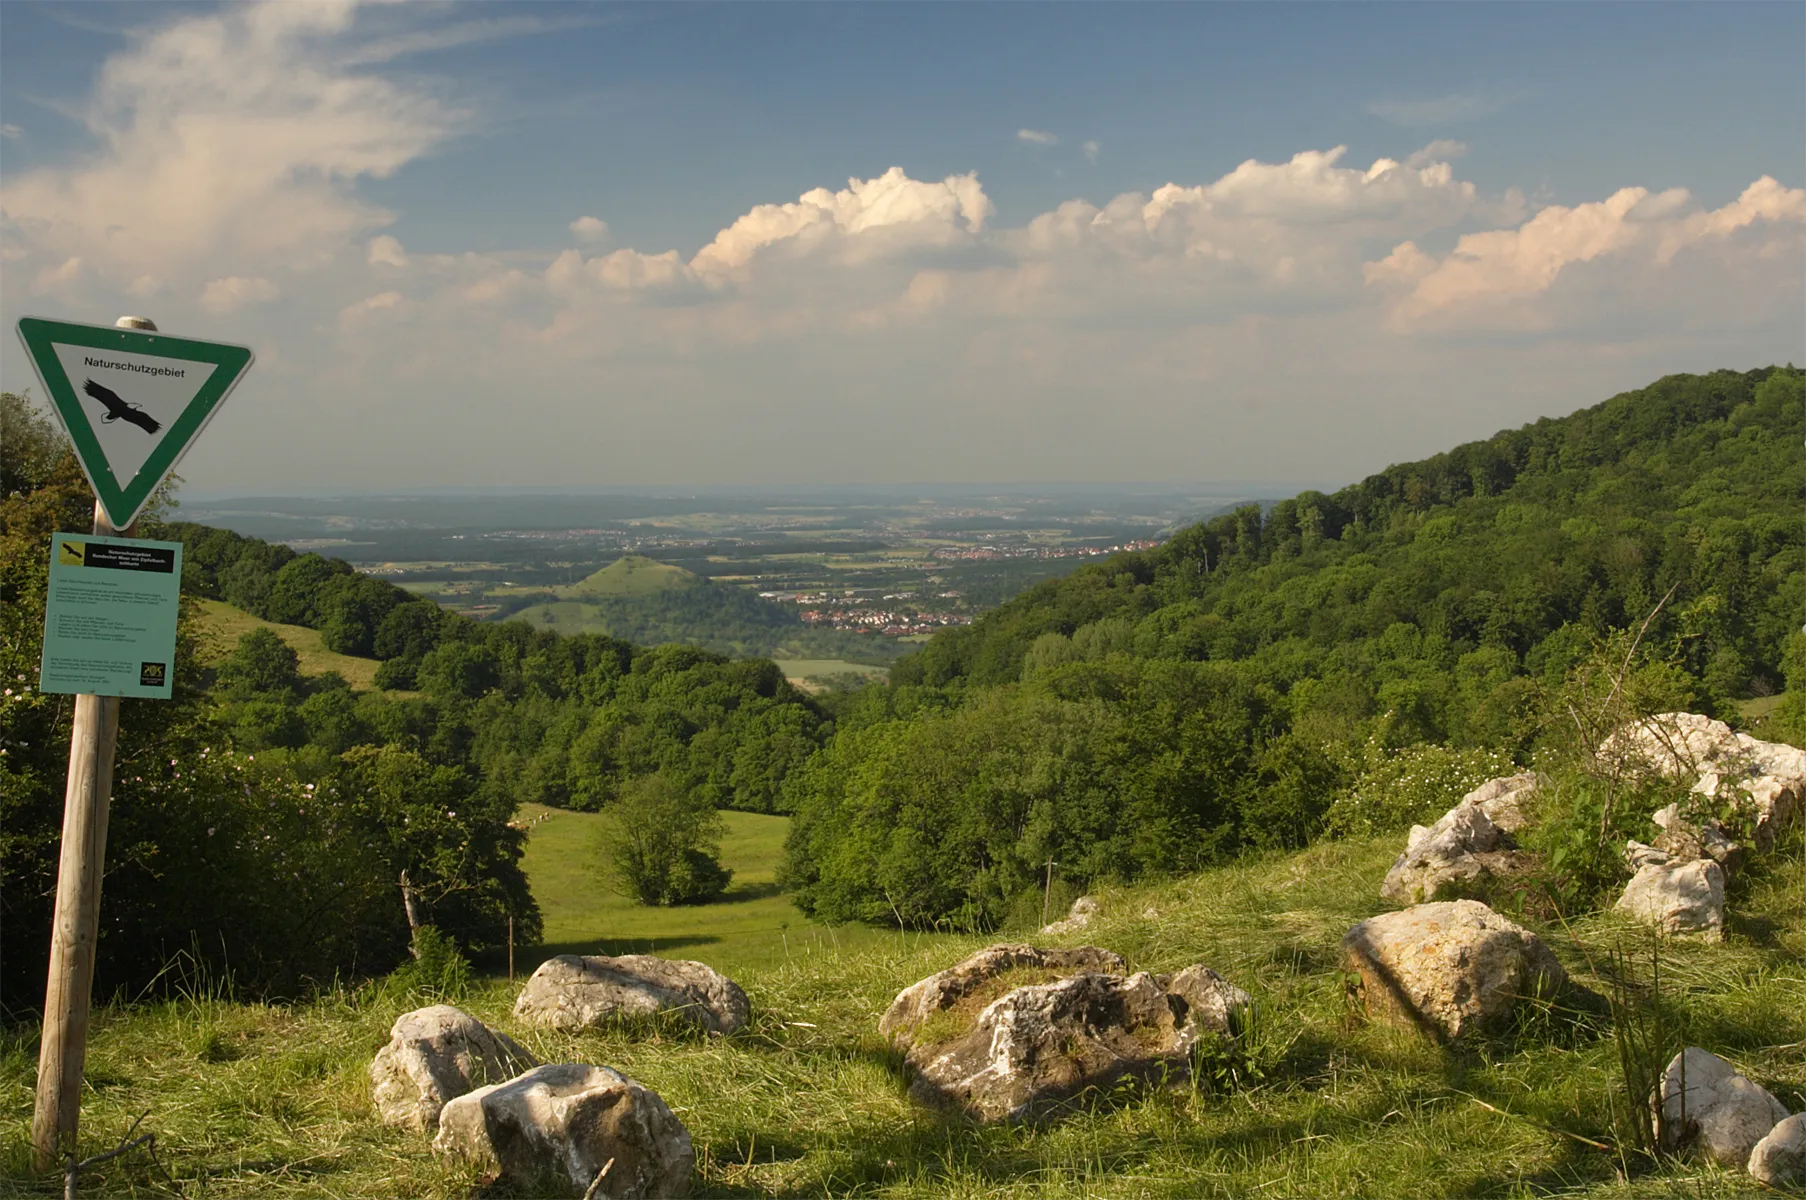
64,1110,178,1199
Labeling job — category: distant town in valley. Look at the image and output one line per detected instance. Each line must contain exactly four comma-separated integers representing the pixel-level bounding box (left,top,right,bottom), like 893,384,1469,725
179,488,1261,681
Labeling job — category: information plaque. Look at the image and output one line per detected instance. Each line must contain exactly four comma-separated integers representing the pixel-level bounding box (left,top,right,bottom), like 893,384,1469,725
39,533,182,699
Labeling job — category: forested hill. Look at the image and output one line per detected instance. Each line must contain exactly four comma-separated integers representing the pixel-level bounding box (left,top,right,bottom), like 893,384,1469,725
2,391,834,1010
895,367,1801,708
783,368,1805,929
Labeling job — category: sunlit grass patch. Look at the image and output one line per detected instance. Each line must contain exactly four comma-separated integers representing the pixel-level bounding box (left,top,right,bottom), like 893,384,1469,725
1,826,1798,1196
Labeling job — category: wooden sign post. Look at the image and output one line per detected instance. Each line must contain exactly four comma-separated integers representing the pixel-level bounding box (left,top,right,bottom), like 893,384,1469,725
30,316,153,1171
20,313,251,1171
30,505,129,1171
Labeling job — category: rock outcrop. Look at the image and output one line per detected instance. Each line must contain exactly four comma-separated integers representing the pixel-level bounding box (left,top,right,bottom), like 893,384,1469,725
434,1063,693,1198
1459,772,1539,833
1654,1047,1789,1167
1341,900,1568,1042
879,944,1126,1045
1040,896,1099,935
515,954,749,1036
369,1005,538,1133
1650,803,1747,876
1750,1113,1806,1187
880,943,1248,1123
1615,850,1725,941
1379,774,1537,904
1603,712,1805,850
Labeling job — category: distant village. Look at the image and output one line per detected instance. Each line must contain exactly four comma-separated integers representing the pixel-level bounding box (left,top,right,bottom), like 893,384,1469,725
928,539,1161,562
756,590,975,637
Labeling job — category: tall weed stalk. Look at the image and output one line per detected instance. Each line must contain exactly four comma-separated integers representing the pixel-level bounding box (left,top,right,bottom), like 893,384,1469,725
1605,934,1674,1169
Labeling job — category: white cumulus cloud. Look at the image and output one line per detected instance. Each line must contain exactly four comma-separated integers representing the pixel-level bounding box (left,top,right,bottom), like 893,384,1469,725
3,2,1797,492
689,166,993,276
1406,140,1468,169
339,290,406,322
1017,129,1058,146
367,235,409,268
569,216,610,244
0,1,459,290
1367,176,1806,330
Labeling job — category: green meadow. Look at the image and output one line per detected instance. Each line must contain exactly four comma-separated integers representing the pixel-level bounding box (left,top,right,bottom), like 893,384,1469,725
557,555,702,599
193,599,384,692
769,659,890,688
516,805,931,979
3,817,1801,1198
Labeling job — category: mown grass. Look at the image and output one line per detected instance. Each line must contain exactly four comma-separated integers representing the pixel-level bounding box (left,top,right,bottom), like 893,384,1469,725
2,824,1801,1197
192,599,383,692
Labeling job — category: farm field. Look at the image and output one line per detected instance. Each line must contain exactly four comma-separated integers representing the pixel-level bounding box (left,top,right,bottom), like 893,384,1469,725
192,599,384,691
770,659,890,688
185,488,1255,639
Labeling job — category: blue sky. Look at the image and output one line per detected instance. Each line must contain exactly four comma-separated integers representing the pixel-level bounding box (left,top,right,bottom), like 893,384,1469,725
2,2,1802,492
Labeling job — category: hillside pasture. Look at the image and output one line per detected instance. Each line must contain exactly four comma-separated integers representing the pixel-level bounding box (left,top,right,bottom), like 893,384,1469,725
557,554,702,599
192,599,383,691
3,830,1799,1197
517,804,923,978
507,599,608,636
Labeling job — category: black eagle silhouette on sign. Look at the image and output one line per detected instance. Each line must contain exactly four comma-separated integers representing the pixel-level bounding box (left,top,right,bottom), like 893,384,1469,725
82,379,161,434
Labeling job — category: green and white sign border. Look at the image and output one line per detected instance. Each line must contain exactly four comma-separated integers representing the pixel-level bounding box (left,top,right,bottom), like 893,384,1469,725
16,316,255,529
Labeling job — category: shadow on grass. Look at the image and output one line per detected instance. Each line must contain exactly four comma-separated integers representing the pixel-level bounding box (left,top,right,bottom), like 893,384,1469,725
721,881,784,903
1725,908,1782,947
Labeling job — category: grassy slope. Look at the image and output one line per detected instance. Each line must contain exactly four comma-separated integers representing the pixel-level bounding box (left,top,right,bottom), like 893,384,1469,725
517,805,925,978
3,821,1801,1197
557,555,700,599
192,598,382,691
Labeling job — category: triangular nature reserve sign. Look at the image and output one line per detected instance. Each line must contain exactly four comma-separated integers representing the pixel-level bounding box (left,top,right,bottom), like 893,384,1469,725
16,317,254,529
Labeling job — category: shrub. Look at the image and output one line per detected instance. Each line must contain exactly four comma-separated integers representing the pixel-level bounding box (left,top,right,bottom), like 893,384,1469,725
383,925,472,1003
214,627,302,699
1322,733,1517,838
605,772,732,906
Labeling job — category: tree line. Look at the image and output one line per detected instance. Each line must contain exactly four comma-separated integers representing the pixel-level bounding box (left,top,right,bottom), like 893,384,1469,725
0,392,830,1011
781,367,1806,928
5,367,1801,1006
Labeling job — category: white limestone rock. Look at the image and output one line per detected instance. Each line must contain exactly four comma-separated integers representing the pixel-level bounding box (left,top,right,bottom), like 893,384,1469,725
1749,1113,1806,1187
433,1063,693,1198
514,954,749,1036
880,943,1127,1046
1654,1047,1788,1167
1463,772,1540,833
1040,896,1100,935
369,1005,538,1133
1616,857,1725,941
1341,900,1569,1042
1649,803,1747,876
1379,775,1538,905
1602,712,1804,850
881,946,1248,1123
